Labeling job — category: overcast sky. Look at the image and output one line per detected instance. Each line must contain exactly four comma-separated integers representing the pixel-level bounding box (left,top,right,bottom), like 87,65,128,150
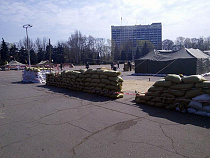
1,0,210,44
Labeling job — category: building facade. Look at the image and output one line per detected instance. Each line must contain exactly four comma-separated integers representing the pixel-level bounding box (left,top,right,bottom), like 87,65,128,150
111,23,162,50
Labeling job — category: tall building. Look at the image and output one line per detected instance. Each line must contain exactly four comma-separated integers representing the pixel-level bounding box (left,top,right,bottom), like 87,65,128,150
111,23,162,50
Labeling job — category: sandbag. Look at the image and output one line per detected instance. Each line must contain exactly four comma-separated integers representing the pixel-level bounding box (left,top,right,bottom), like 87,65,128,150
203,89,210,94
98,83,106,88
84,82,91,87
161,93,175,98
165,104,176,110
108,76,123,82
83,74,91,78
135,97,147,104
79,69,87,74
162,98,174,104
104,70,121,77
193,94,210,101
185,88,203,98
165,74,182,83
110,81,122,86
187,108,197,114
84,69,93,74
196,110,207,116
188,100,203,110
148,86,165,92
85,78,92,82
100,75,108,79
96,69,107,75
91,74,100,79
145,91,161,97
155,103,165,108
110,93,124,99
90,69,97,74
195,81,210,88
202,106,210,112
153,79,173,87
182,75,207,83
101,79,111,85
72,71,81,77
135,95,151,101
170,83,194,90
91,79,101,83
69,75,77,79
168,89,186,97
150,98,162,103
147,101,155,106
106,85,121,91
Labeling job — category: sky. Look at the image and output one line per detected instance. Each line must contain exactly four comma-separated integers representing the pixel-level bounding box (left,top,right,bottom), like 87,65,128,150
1,0,210,45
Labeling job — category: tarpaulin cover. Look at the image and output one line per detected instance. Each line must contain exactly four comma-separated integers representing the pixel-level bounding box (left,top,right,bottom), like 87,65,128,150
135,48,210,75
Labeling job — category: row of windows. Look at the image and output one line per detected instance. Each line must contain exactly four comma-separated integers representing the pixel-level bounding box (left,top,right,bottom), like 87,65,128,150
112,28,161,32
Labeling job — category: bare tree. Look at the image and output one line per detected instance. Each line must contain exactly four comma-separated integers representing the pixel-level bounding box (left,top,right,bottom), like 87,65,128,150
184,38,192,48
162,39,174,50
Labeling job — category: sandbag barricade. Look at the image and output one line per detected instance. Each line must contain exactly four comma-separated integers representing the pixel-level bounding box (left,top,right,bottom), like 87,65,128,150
22,67,53,83
188,94,210,117
135,74,210,117
46,69,124,99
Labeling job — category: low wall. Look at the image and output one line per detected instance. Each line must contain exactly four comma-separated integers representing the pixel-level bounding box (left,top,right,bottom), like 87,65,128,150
135,74,210,117
22,67,53,83
46,68,124,99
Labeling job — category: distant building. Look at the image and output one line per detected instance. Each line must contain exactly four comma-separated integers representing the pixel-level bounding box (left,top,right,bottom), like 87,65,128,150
111,23,162,51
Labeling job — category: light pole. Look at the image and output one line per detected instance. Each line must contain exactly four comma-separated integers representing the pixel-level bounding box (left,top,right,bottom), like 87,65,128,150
23,24,32,67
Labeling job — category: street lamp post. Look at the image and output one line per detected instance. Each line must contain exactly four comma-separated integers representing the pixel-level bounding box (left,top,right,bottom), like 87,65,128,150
23,24,32,67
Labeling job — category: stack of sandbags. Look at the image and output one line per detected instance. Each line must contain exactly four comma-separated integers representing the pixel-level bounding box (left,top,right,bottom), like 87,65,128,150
46,73,56,86
135,74,209,111
22,67,53,83
188,94,210,117
46,68,124,99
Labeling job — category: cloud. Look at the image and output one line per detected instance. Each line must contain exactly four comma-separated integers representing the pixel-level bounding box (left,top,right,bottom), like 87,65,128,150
1,0,210,43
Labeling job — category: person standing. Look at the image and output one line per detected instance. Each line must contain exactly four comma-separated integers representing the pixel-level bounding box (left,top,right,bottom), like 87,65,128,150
86,62,89,69
117,61,120,69
60,63,63,71
128,61,131,71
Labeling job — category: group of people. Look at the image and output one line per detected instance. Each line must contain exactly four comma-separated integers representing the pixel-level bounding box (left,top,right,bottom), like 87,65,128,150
111,61,120,71
57,61,132,71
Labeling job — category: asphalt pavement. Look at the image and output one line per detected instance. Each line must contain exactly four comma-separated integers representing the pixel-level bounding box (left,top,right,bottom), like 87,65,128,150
0,68,210,158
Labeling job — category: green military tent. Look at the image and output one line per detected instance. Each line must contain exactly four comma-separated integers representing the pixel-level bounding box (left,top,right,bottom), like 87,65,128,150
135,48,210,75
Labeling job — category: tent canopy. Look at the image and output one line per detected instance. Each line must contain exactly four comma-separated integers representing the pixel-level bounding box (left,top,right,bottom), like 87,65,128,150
8,60,25,66
135,48,210,75
37,60,50,65
139,48,210,61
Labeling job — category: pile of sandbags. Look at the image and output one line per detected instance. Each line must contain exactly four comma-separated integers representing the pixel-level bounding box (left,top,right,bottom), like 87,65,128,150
188,94,210,117
135,74,210,113
22,67,53,83
46,68,124,99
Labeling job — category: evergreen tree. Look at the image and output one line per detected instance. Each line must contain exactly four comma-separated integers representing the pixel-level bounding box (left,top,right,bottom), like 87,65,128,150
37,48,45,63
0,39,10,64
18,47,28,64
135,46,140,59
30,49,38,65
53,44,65,63
141,42,150,56
9,44,19,61
114,44,120,61
121,50,127,61
45,44,53,61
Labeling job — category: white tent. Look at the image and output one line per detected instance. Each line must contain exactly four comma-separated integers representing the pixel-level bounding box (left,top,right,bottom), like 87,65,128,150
8,60,26,70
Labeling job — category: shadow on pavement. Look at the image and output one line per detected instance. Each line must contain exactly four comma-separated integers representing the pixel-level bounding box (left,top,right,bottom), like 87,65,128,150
12,81,35,84
37,84,115,103
137,103,210,129
37,84,210,129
